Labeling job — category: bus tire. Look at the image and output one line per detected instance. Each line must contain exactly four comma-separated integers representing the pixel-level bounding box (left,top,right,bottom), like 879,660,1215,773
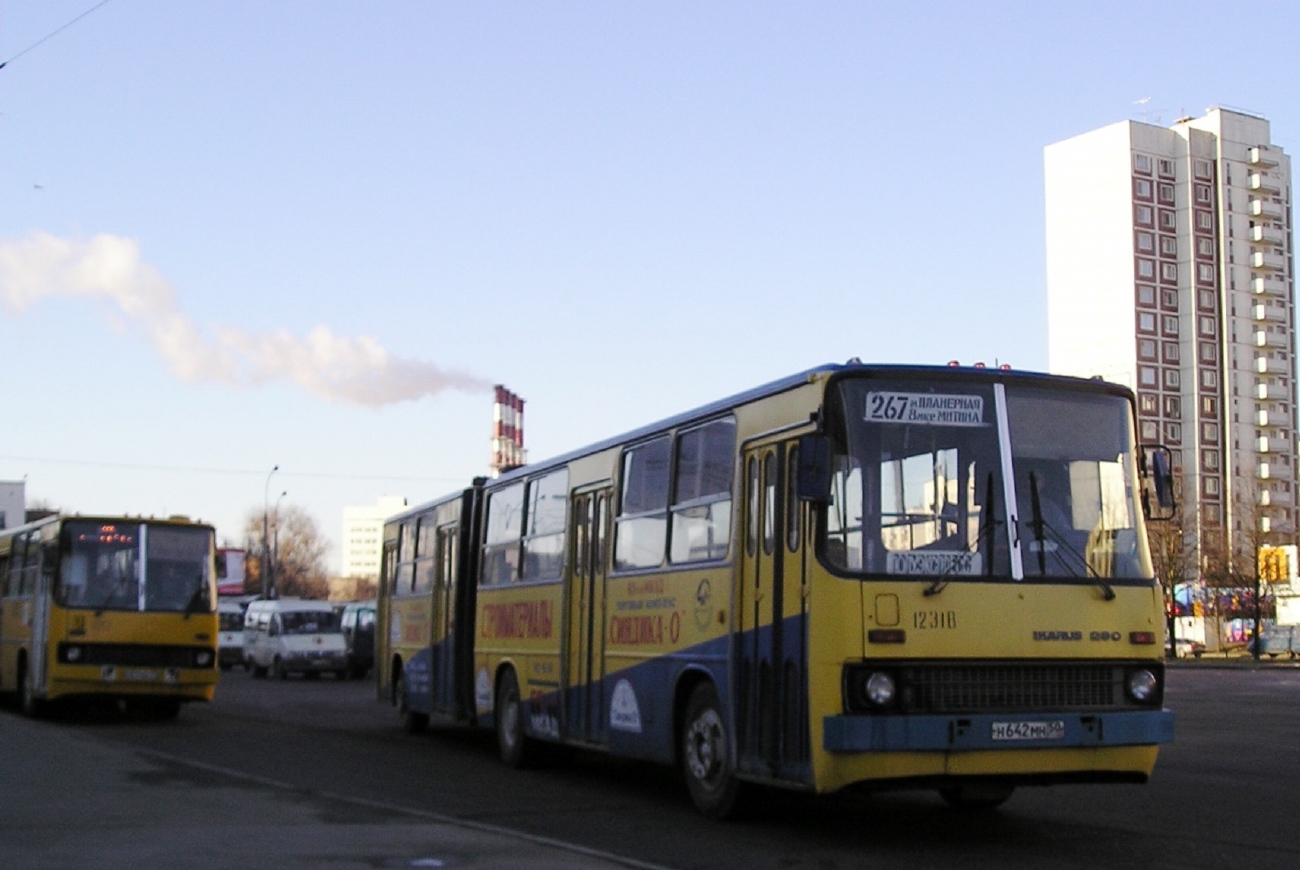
396,669,428,734
680,682,743,819
939,783,1015,809
17,661,50,719
495,668,536,768
273,657,288,680
252,663,268,679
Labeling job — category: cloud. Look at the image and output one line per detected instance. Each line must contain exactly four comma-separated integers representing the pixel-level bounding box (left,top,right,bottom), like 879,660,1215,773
0,231,491,406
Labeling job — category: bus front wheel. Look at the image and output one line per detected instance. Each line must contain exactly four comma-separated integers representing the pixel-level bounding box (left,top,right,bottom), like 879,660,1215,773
680,682,743,819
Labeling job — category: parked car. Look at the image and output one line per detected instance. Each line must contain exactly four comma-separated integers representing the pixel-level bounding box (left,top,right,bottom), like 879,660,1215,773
1166,636,1205,658
243,598,348,679
339,599,376,679
217,600,246,671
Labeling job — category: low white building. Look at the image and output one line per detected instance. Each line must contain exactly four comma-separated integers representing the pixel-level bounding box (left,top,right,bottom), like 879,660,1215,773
0,480,25,531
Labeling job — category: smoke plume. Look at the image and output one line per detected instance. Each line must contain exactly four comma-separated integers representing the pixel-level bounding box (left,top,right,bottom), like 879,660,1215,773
0,231,491,406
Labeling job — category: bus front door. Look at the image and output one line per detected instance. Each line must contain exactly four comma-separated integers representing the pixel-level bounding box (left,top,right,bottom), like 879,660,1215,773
563,486,610,745
737,441,811,782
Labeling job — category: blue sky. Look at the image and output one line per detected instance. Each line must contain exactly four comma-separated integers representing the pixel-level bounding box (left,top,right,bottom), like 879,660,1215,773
2,1,1297,571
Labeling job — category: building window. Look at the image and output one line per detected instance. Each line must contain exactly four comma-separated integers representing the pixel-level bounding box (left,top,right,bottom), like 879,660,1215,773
1137,259,1156,279
1197,263,1216,285
1197,238,1214,257
1199,315,1216,337
1164,396,1181,417
1195,185,1213,204
1158,183,1175,203
1163,342,1179,363
1140,393,1157,414
1166,422,1182,443
1136,231,1155,253
1202,369,1218,390
1199,343,1217,364
1202,449,1219,470
1201,396,1218,415
1160,210,1176,230
1199,289,1216,310
1162,315,1178,336
1158,158,1175,177
1136,204,1154,226
1141,420,1159,440
1134,154,1153,174
1204,477,1220,496
1161,263,1178,282
1160,236,1178,257
1202,422,1219,443
1163,369,1180,389
1134,178,1153,199
1138,312,1156,333
1194,159,1212,180
1196,210,1213,230
1161,288,1178,308
1137,284,1156,307
1139,366,1157,387
1139,338,1157,360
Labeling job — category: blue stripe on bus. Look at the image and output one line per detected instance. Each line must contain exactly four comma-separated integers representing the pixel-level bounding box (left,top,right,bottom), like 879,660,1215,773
822,709,1174,753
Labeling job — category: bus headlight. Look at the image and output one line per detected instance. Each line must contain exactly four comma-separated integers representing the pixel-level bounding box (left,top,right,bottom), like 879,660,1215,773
194,650,214,668
1126,668,1158,703
863,672,896,707
64,645,84,663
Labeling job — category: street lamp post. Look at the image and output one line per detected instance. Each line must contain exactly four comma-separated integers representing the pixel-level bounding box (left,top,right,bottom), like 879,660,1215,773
263,465,278,598
273,490,287,598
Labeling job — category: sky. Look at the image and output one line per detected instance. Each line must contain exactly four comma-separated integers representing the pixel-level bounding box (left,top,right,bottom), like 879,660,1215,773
2,1,1297,572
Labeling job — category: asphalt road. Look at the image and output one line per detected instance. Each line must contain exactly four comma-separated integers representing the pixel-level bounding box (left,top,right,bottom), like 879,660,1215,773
5,663,1299,870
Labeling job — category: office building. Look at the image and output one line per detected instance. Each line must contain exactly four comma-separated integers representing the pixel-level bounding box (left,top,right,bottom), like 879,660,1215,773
1046,107,1295,564
341,495,408,580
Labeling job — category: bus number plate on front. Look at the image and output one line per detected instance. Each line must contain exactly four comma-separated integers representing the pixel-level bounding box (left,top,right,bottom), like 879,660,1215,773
992,720,1065,741
121,668,159,682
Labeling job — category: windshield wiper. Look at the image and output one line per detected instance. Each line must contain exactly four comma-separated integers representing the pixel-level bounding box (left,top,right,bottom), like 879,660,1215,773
95,573,133,615
1027,473,1115,601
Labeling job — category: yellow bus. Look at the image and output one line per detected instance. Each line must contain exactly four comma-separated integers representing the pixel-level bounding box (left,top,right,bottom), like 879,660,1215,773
0,515,219,718
377,363,1176,816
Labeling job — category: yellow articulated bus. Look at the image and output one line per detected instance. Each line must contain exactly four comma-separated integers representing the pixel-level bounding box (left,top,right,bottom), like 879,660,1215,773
0,515,219,719
377,362,1176,817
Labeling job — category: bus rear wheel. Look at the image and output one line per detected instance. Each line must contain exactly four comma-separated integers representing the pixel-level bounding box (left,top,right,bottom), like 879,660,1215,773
680,682,743,819
495,668,537,768
17,661,47,719
395,669,428,734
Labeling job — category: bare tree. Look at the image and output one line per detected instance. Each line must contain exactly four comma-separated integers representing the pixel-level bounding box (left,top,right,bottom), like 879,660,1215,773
1147,474,1199,657
243,504,330,600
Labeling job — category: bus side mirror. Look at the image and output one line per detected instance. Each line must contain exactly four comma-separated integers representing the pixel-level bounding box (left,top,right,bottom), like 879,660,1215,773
1143,445,1176,520
796,434,832,504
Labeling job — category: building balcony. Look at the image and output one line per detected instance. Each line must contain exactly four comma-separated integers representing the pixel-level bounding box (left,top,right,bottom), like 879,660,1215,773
1254,303,1288,323
1250,173,1282,195
1258,382,1291,401
1259,489,1294,508
1252,251,1286,272
1251,225,1285,246
1250,199,1284,220
1256,331,1289,349
1257,407,1288,427
1257,356,1290,376
1250,146,1281,168
1253,275,1287,297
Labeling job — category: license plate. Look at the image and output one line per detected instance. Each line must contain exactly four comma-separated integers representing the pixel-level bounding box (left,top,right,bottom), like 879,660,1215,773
121,668,160,682
991,720,1066,741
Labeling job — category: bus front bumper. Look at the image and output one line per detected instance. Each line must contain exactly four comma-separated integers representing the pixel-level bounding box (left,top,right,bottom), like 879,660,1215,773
823,709,1174,753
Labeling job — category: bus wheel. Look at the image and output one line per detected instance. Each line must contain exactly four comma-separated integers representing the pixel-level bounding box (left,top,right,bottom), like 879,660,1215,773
396,670,428,734
273,658,288,680
681,682,743,819
495,668,536,768
939,783,1015,809
17,662,47,719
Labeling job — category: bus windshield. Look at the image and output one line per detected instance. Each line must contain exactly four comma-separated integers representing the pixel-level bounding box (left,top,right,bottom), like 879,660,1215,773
823,377,1150,583
58,521,214,613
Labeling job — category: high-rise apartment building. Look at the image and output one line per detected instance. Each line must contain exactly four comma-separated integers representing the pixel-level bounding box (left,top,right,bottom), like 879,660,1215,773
1045,107,1295,563
341,495,408,579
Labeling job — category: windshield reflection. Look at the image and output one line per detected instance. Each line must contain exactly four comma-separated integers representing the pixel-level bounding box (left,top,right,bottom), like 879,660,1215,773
57,521,214,613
